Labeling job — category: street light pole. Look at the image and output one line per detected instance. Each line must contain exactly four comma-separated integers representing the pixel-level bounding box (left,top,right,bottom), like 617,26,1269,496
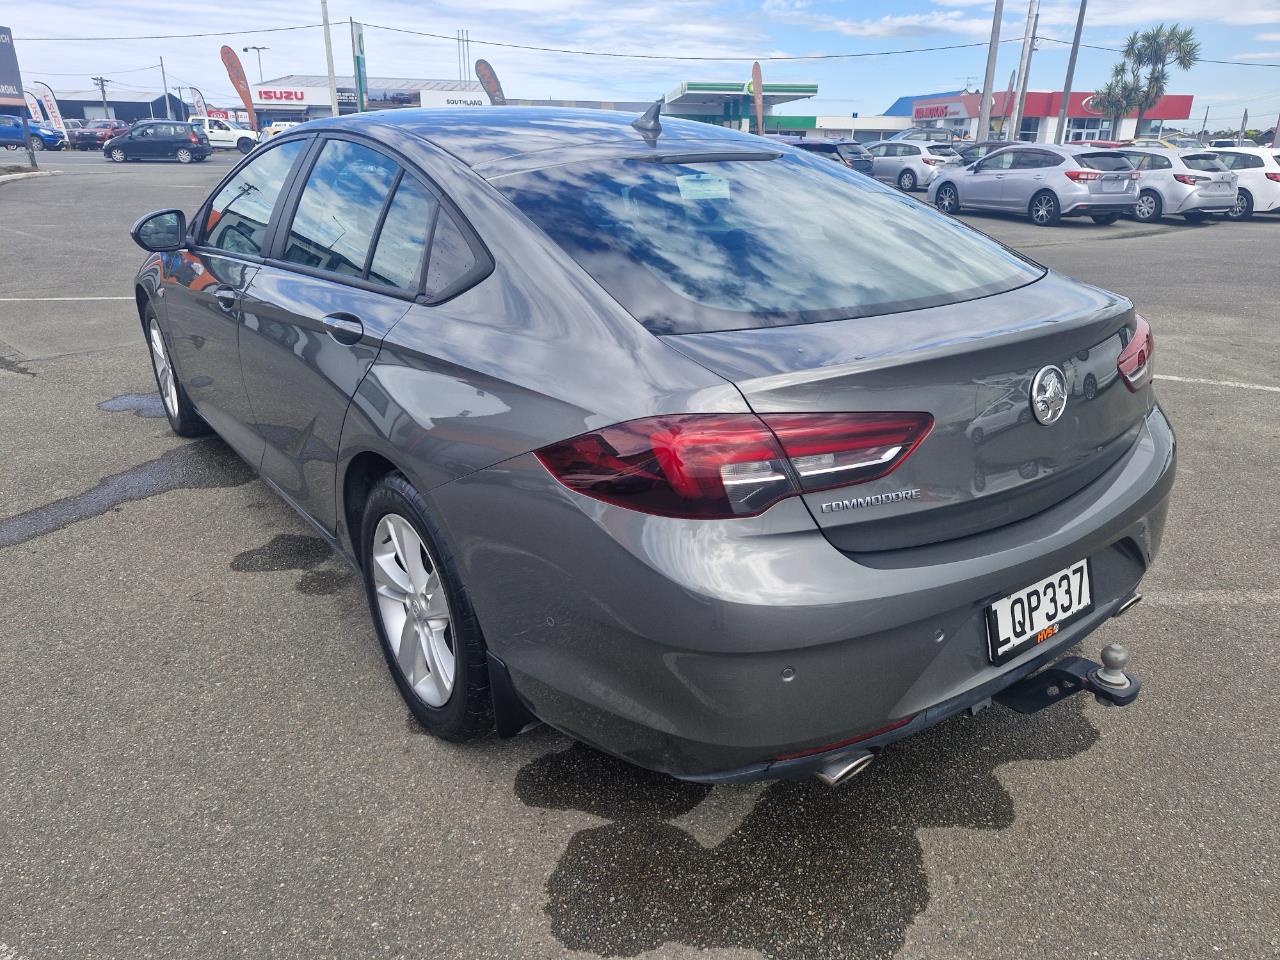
1054,0,1087,144
242,46,269,83
977,0,1005,141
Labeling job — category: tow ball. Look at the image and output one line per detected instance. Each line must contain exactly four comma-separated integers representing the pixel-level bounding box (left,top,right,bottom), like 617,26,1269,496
994,642,1141,714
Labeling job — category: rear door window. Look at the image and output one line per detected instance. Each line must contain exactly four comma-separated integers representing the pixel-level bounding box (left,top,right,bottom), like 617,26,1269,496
977,150,1016,171
928,144,956,156
201,139,306,257
368,177,439,291
1077,152,1133,171
1218,153,1262,170
1182,154,1227,172
282,140,399,278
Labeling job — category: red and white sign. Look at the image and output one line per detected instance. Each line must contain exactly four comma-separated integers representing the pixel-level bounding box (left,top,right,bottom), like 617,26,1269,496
913,100,967,121
252,86,328,106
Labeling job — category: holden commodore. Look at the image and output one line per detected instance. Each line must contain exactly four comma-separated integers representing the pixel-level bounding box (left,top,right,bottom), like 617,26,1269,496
129,107,1174,786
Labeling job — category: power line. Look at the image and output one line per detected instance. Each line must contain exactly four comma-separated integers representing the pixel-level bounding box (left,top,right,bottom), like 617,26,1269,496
17,24,322,41
26,63,161,76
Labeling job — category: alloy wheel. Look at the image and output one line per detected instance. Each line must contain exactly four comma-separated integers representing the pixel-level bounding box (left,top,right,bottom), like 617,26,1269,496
1031,195,1056,224
176,148,193,164
110,148,126,162
899,170,916,191
1228,193,1248,219
937,185,958,213
1135,194,1158,221
148,319,178,418
371,513,456,708
29,137,44,152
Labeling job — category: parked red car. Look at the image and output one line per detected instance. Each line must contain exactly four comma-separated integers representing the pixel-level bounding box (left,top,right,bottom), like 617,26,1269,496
71,119,131,150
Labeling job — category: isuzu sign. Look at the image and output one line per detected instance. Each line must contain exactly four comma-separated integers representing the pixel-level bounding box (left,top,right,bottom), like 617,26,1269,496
259,90,307,101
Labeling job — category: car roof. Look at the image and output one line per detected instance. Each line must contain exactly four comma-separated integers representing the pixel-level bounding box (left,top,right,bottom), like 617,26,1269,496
307,106,771,169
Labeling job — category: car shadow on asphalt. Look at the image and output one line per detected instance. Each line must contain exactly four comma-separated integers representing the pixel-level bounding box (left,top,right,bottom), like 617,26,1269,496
515,696,1099,960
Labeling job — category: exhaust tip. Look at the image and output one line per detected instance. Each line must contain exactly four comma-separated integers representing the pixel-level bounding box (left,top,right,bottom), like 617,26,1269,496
814,750,874,787
1115,593,1143,618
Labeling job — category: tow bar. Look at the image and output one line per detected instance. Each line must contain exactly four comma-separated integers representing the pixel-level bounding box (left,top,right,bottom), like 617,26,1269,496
995,642,1141,714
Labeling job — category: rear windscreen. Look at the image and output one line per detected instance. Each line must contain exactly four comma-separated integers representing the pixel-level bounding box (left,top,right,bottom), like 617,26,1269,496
494,152,1044,335
928,145,957,156
1183,154,1227,172
836,144,868,161
1077,152,1132,171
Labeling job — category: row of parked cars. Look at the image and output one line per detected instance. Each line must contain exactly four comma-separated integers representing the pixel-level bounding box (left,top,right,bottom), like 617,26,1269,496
771,132,1279,226
0,115,264,161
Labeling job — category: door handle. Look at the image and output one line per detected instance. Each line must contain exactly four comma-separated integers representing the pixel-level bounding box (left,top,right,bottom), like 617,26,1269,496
994,174,1005,179
323,313,364,346
212,286,238,311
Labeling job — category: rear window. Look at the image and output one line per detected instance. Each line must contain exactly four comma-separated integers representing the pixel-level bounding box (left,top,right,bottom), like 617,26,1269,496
1183,154,1226,172
1077,152,1132,171
836,144,868,161
928,145,957,156
494,152,1044,335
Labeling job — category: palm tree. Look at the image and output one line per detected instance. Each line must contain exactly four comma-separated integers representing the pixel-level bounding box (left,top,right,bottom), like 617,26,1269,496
1125,24,1200,133
1091,62,1140,139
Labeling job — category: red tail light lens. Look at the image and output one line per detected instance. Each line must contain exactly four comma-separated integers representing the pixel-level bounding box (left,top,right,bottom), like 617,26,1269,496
921,157,940,166
536,412,933,519
189,131,199,143
1266,172,1280,183
1064,169,1102,182
1173,173,1207,185
1117,314,1154,392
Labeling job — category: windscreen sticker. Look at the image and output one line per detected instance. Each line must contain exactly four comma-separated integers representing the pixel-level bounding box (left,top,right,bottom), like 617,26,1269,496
677,174,731,201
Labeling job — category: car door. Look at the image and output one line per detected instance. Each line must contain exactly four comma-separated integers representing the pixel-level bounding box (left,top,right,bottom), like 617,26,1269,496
129,124,161,159
0,116,22,148
963,149,1015,209
1003,149,1060,211
865,144,890,181
162,137,310,461
237,136,422,532
208,118,232,148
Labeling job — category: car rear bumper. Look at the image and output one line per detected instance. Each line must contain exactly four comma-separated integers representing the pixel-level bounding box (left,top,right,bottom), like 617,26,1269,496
1061,199,1138,216
433,403,1176,781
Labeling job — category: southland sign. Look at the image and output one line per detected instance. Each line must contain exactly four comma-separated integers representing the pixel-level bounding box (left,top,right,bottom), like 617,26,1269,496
251,85,487,109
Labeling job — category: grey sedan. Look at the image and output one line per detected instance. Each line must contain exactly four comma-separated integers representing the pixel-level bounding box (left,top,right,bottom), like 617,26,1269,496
129,108,1173,786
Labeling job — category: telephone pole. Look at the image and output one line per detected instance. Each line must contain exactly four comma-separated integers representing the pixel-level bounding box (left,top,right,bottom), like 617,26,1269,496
320,0,340,116
91,75,110,118
159,56,171,119
1054,0,1087,144
1008,0,1039,141
977,0,1005,141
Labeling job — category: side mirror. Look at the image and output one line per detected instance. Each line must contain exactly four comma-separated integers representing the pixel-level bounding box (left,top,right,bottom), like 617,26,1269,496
966,162,979,172
131,209,187,252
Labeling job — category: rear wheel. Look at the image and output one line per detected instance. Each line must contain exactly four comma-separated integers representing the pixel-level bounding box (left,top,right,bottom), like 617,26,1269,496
935,182,959,214
1226,190,1253,221
175,147,194,164
145,306,208,437
109,147,127,163
1133,190,1162,223
361,474,492,740
1029,191,1061,227
1182,210,1209,223
1091,213,1120,225
897,169,917,192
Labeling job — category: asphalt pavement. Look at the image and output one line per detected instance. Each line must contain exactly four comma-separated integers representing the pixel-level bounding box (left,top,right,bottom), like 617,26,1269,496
1,149,1277,960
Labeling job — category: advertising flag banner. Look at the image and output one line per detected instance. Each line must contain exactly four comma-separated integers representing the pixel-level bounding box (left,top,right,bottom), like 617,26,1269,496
191,86,209,117
24,90,43,123
220,45,257,128
351,21,367,112
33,81,65,135
474,59,505,106
750,61,764,135
0,25,27,109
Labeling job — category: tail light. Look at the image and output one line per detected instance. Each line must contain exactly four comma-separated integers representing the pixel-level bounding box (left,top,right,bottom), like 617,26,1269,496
1117,315,1154,392
1064,169,1102,182
1130,170,1141,180
1266,172,1280,183
1173,173,1207,185
535,412,933,520
188,131,198,143
921,157,940,166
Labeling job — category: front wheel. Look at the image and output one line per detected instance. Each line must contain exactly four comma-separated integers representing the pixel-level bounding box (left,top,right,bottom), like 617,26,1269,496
28,136,44,152
1091,213,1120,225
1029,191,1061,227
1226,190,1253,221
361,474,493,741
897,169,917,192
1133,190,1162,223
175,147,194,164
109,147,127,163
935,183,959,214
145,307,208,437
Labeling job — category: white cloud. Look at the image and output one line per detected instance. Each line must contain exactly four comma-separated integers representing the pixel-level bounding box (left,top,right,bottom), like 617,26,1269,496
1033,0,1280,28
763,3,996,38
1228,51,1280,60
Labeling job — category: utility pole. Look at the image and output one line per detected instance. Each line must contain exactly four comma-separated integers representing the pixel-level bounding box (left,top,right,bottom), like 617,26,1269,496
159,56,171,119
1237,109,1248,147
977,0,1005,141
320,0,340,116
242,46,268,83
1054,0,1087,144
1008,0,1038,141
1200,104,1209,143
91,75,110,118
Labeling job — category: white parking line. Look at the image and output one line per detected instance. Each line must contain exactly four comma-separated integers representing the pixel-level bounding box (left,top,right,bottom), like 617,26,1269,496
0,296,133,302
1158,374,1280,394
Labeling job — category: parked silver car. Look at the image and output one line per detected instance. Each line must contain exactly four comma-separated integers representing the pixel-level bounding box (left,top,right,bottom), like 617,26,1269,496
1118,148,1238,223
866,139,958,191
928,144,1139,226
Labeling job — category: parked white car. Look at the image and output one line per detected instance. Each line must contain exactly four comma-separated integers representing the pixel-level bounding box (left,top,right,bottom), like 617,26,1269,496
865,139,958,191
189,116,259,154
1209,147,1280,220
1118,148,1238,223
1210,138,1257,148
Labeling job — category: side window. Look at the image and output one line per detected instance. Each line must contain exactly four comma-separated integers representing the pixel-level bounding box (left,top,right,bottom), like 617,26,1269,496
898,145,920,157
282,140,399,278
213,120,229,132
1120,152,1147,170
867,145,887,157
368,177,439,291
1148,154,1172,170
977,151,1015,171
1011,151,1054,169
1239,154,1263,169
201,139,305,257
424,210,479,301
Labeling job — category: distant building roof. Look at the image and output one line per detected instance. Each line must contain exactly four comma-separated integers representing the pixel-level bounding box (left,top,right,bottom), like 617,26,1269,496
882,90,965,117
262,75,481,93
53,89,174,103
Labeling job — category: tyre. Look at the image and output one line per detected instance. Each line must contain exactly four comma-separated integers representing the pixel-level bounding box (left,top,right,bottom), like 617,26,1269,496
897,168,917,192
1133,190,1162,223
1084,374,1098,400
1017,407,1032,425
935,182,960,214
360,473,493,741
175,147,194,164
1226,190,1253,221
109,147,127,163
28,136,44,152
970,427,985,445
1091,213,1120,225
1029,191,1061,226
236,137,254,154
1182,210,1209,223
144,305,209,438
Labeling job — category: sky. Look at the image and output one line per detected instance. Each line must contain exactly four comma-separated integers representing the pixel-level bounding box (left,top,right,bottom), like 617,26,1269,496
7,0,1280,131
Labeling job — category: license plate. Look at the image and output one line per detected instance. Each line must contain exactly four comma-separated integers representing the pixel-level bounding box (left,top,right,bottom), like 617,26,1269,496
1101,179,1127,193
986,560,1092,665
